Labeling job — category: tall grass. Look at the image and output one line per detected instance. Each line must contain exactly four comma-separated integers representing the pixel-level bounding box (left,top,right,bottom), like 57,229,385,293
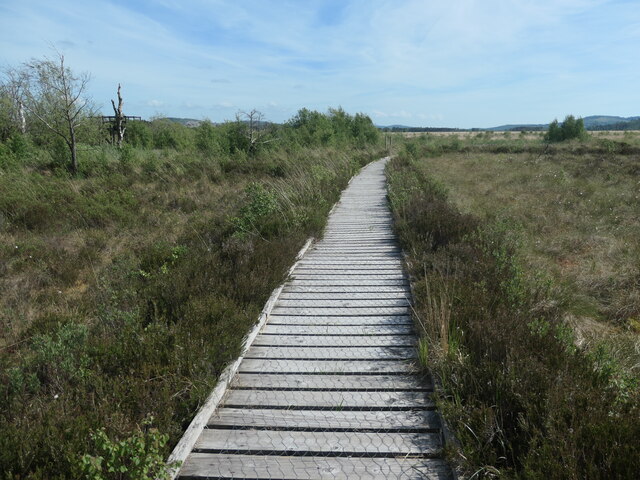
387,145,640,479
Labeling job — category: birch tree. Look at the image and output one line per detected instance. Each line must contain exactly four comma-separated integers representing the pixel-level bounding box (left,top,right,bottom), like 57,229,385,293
23,53,95,175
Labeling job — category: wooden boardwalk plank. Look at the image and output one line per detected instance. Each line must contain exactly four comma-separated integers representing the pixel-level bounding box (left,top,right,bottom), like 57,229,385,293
292,269,404,275
244,346,415,360
288,279,409,286
270,307,409,316
222,389,433,409
276,299,410,307
238,359,415,374
291,273,406,280
209,408,439,430
231,374,430,391
180,453,451,479
260,324,415,335
281,285,410,294
267,315,412,326
279,291,410,300
195,429,441,456
252,334,415,347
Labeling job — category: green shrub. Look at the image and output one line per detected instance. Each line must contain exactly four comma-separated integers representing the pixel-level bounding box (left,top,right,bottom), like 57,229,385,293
231,182,279,238
546,115,587,142
76,420,178,480
125,121,152,148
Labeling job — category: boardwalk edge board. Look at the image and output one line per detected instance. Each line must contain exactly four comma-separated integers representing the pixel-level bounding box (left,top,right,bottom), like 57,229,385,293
166,237,314,478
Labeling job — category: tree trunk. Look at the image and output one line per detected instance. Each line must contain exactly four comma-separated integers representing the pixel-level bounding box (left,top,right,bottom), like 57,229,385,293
111,84,125,147
17,100,26,134
69,128,77,175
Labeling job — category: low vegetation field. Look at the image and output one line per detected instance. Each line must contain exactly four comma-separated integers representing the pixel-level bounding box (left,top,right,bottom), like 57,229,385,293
387,132,640,478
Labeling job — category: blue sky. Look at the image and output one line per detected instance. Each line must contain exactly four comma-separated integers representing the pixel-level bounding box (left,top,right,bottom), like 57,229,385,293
1,0,638,127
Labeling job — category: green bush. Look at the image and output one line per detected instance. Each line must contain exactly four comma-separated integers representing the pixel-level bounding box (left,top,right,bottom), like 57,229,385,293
150,119,194,150
125,121,152,148
76,420,178,480
546,115,586,142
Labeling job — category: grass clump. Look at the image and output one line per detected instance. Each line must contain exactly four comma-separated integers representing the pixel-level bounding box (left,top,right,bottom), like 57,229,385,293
386,141,640,479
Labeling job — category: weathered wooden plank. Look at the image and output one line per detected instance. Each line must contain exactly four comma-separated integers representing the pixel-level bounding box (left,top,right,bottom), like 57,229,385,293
260,324,415,335
303,252,402,258
288,279,409,286
179,454,451,480
279,291,409,300
270,307,409,316
315,245,397,249
244,346,415,360
282,285,410,294
311,249,402,254
238,359,415,374
321,230,398,242
291,274,406,281
222,389,432,409
194,429,441,456
252,334,415,347
296,263,402,268
304,250,402,255
296,263,403,270
301,257,402,264
231,374,430,391
267,315,412,325
209,407,439,430
293,268,404,275
316,238,397,243
276,299,410,308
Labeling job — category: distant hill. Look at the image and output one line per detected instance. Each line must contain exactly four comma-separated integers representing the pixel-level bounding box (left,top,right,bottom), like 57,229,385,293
166,117,203,128
377,125,467,132
486,124,546,132
583,115,640,128
489,116,640,132
382,115,640,132
582,115,640,130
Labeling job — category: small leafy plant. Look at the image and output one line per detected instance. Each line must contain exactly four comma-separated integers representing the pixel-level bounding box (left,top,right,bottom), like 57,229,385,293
77,418,179,480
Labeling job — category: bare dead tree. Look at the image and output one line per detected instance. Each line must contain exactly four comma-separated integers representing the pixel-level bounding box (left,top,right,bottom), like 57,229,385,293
110,83,125,147
22,52,95,175
236,109,274,154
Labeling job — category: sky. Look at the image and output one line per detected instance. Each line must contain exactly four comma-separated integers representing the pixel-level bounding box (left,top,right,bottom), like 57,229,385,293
1,0,638,128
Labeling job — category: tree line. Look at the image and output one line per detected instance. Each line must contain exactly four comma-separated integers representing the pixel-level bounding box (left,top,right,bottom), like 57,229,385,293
0,52,380,175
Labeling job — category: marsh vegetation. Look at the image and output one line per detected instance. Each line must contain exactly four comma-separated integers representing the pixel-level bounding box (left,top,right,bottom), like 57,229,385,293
387,131,640,478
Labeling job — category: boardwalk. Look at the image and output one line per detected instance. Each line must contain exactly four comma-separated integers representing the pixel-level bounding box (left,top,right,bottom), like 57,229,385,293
175,158,452,479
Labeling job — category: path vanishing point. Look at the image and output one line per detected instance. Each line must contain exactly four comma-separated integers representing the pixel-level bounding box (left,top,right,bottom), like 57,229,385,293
172,158,453,479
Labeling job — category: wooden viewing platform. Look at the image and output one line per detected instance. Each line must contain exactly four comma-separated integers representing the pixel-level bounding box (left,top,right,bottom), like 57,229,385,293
170,158,453,479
